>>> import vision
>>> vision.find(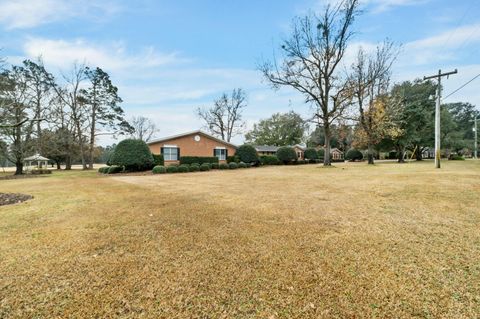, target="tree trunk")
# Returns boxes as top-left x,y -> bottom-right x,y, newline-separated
367,141 -> 375,165
56,161 -> 61,170
88,107 -> 96,170
75,120 -> 87,170
323,124 -> 331,166
65,155 -> 72,170
415,145 -> 423,161
14,161 -> 23,175
397,145 -> 405,163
